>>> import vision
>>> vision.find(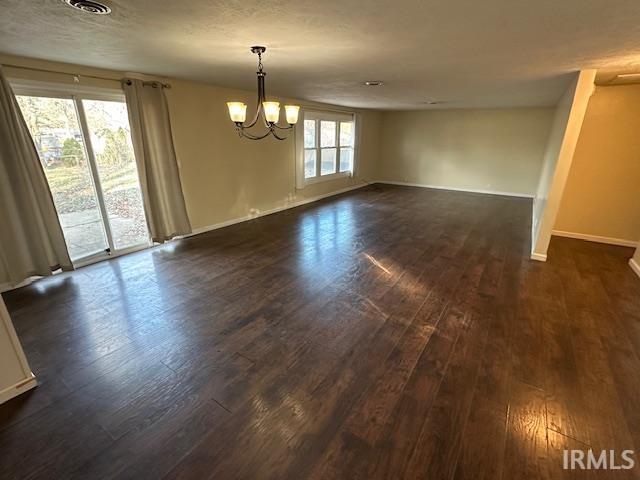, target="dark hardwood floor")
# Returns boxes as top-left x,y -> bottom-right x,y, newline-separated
1,184 -> 640,479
